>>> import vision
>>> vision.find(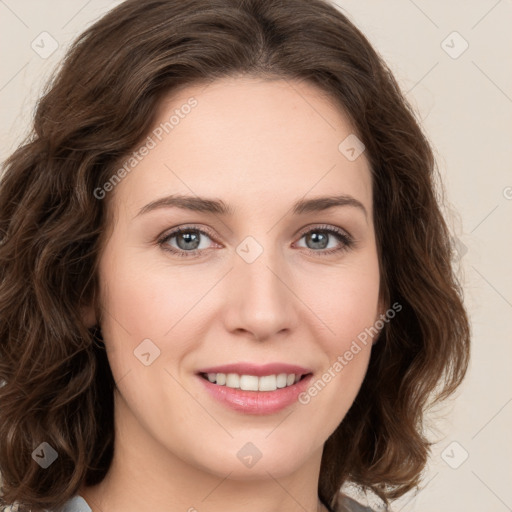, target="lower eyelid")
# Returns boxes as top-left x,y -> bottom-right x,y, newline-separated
159,226 -> 353,255
295,231 -> 353,251
160,228 -> 217,251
